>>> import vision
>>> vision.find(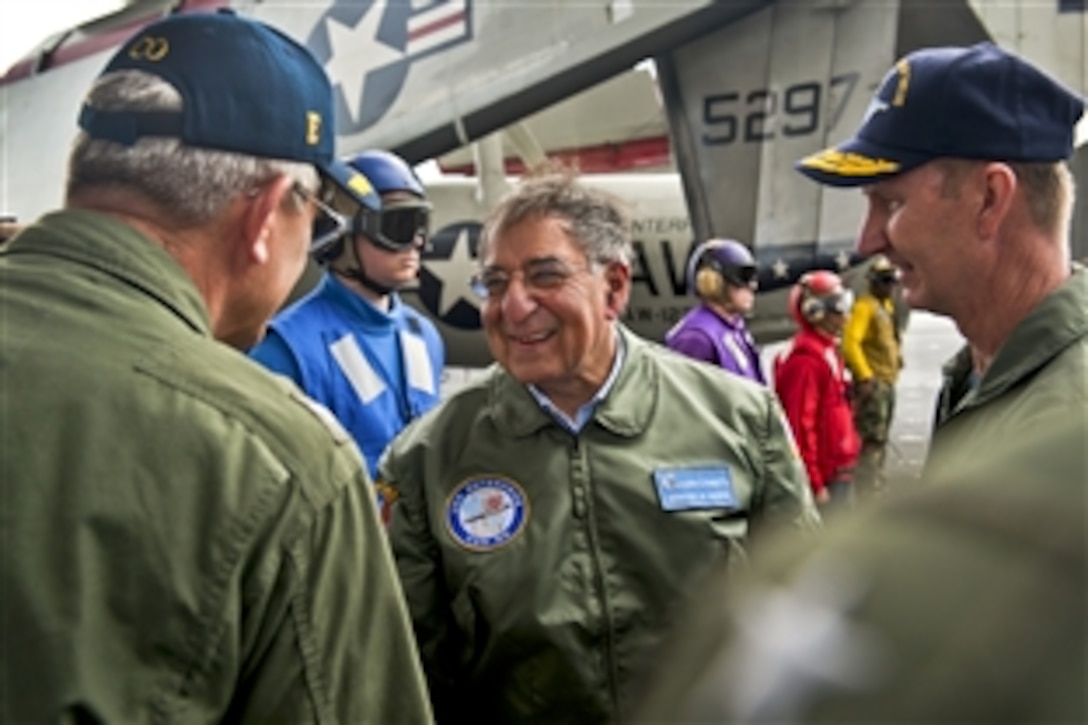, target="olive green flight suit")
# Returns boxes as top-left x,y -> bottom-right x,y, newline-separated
382,327 -> 818,723
928,265 -> 1087,476
636,405 -> 1086,722
0,211 -> 432,724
